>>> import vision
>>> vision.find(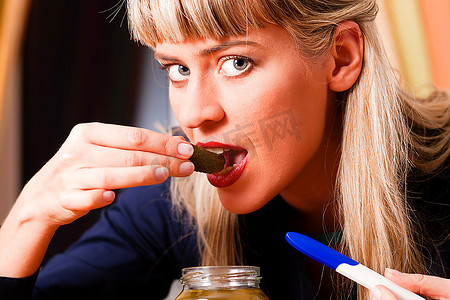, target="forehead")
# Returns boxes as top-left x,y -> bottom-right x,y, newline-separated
154,24 -> 296,58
